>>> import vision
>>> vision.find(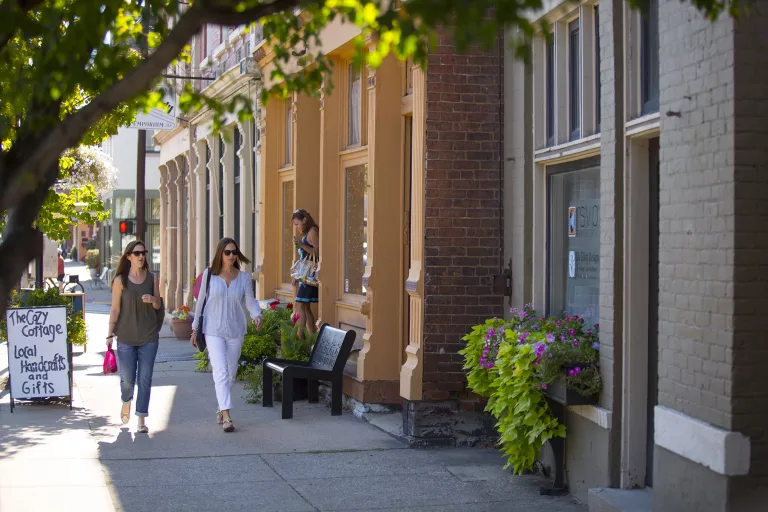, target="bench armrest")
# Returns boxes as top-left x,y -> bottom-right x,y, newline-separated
263,357 -> 311,367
